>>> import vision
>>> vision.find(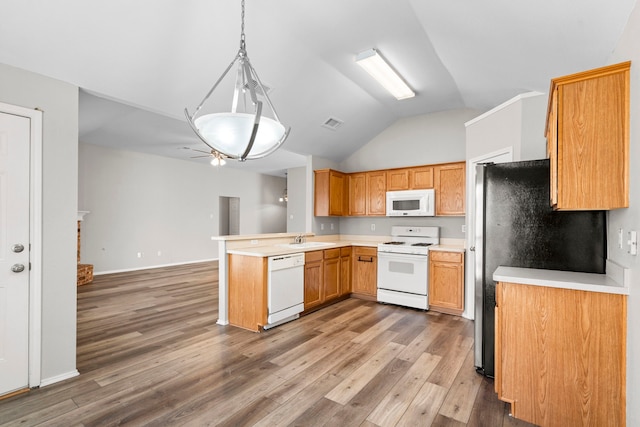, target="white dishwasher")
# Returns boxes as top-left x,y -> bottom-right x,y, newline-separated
265,253 -> 305,329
